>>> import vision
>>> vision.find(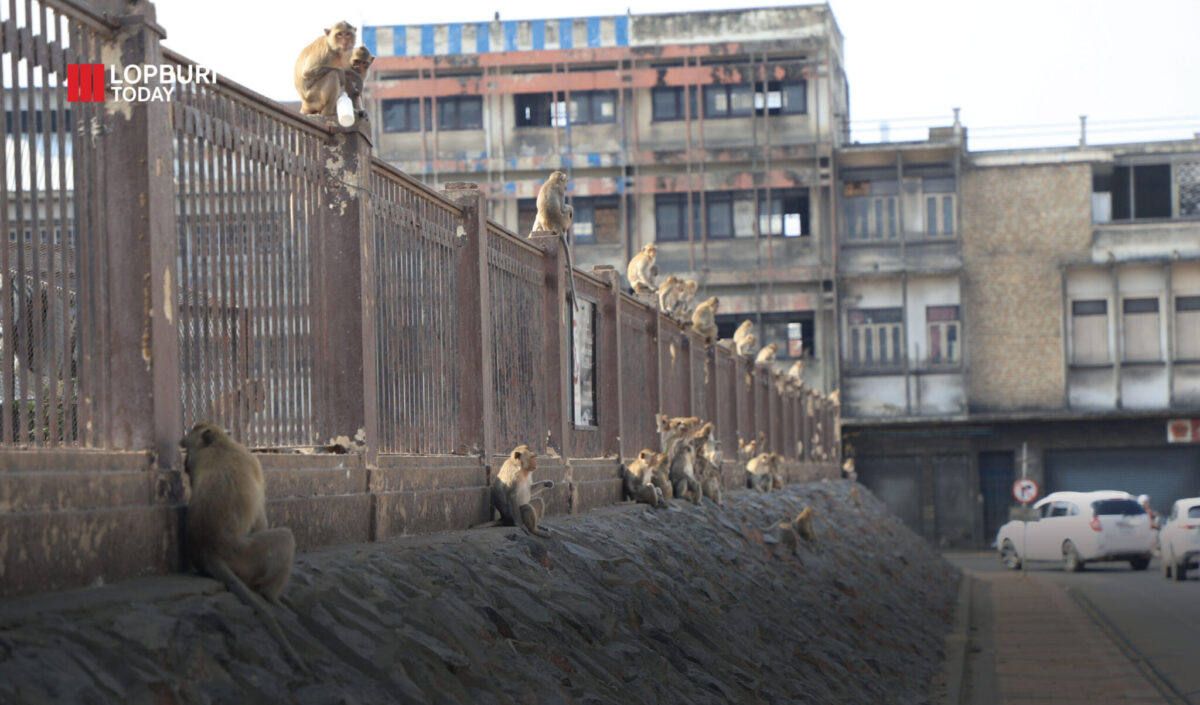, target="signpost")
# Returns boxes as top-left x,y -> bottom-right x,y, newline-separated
1013,449 -> 1038,577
